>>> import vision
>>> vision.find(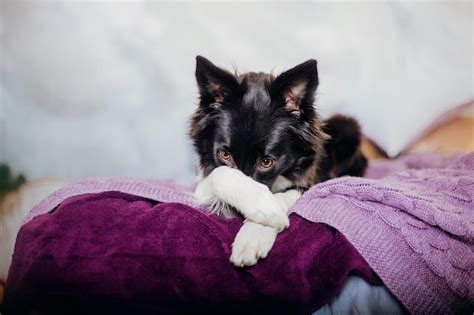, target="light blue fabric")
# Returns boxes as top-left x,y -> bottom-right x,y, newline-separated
314,276 -> 404,315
